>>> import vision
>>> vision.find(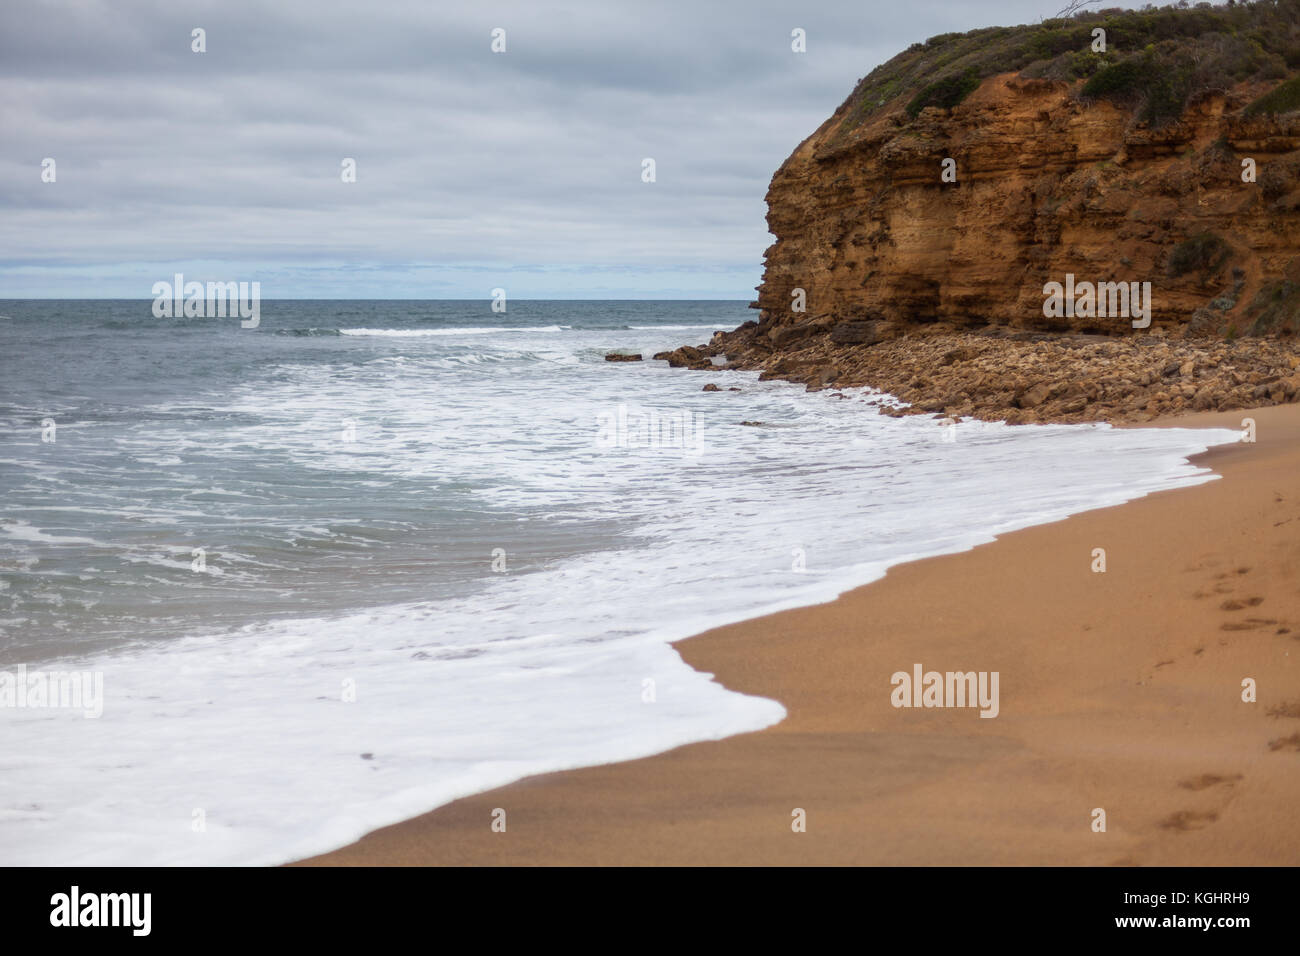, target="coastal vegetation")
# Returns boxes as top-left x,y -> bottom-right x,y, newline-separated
1245,72 -> 1300,114
1244,279 -> 1300,334
843,0 -> 1300,133
1167,233 -> 1232,278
